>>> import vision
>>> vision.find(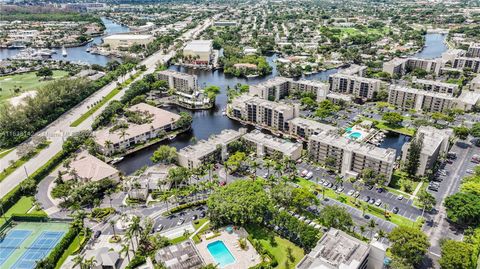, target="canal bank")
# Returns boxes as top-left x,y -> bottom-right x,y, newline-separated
115,33 -> 448,175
